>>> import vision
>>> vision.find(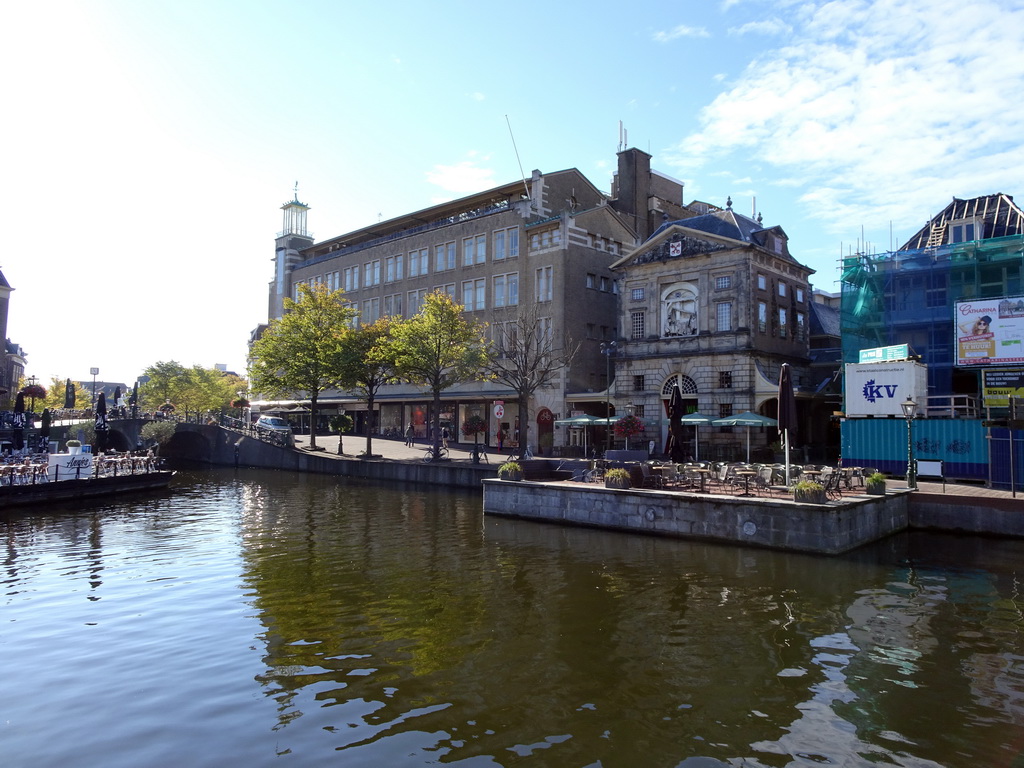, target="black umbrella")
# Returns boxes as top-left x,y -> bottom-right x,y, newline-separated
113,386 -> 122,413
778,363 -> 798,484
95,392 -> 109,453
40,408 -> 51,453
129,382 -> 138,419
12,392 -> 25,452
64,378 -> 76,409
667,385 -> 687,463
